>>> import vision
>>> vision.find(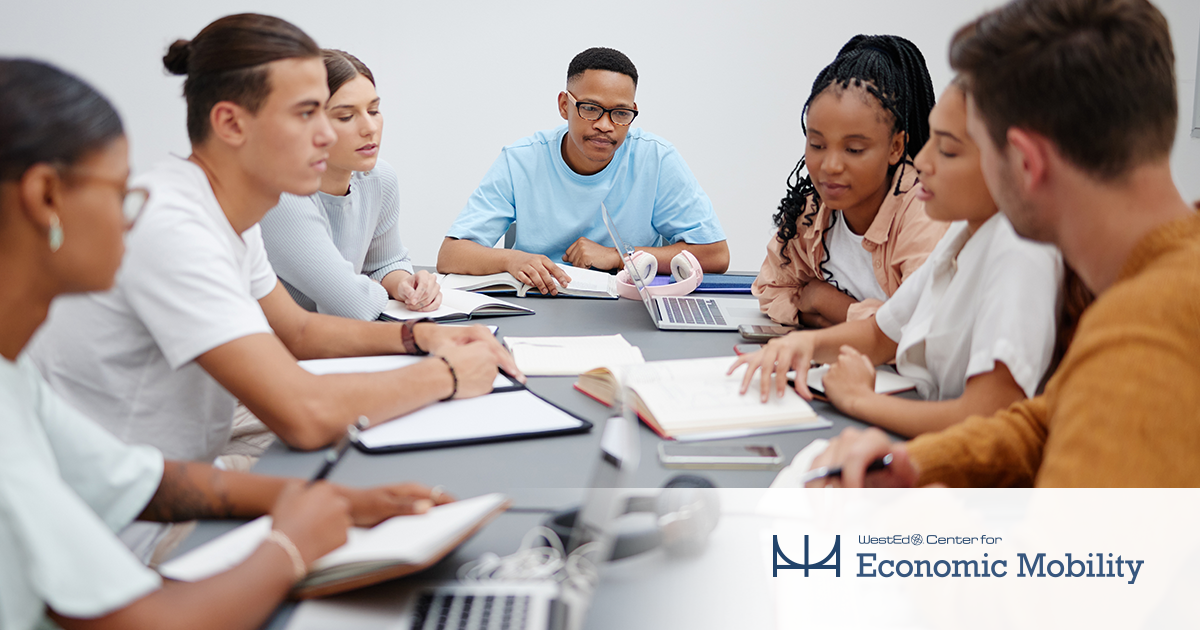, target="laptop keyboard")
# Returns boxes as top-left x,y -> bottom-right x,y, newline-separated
663,297 -> 726,326
411,593 -> 530,630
